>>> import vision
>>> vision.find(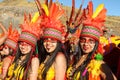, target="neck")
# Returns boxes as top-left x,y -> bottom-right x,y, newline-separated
20,54 -> 27,61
